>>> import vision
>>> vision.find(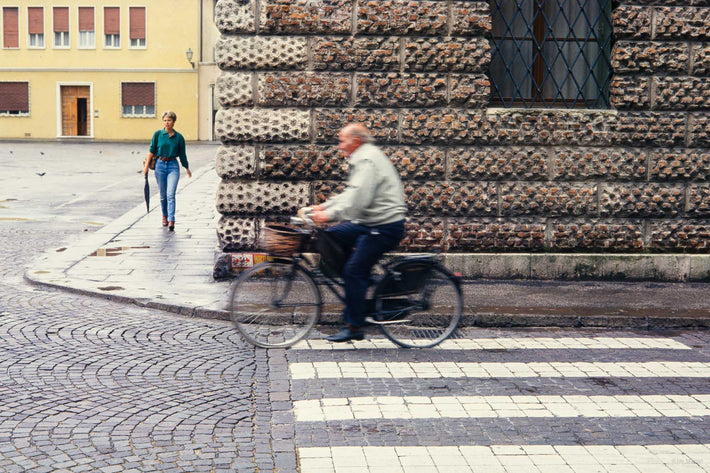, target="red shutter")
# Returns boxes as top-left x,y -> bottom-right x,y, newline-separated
78,7 -> 94,32
0,82 -> 29,112
3,7 -> 19,48
129,7 -> 145,40
104,7 -> 119,35
122,83 -> 155,106
53,7 -> 68,33
28,7 -> 44,35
